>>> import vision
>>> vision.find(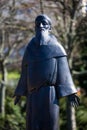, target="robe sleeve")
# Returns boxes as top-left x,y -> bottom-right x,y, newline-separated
55,56 -> 77,98
14,48 -> 28,96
